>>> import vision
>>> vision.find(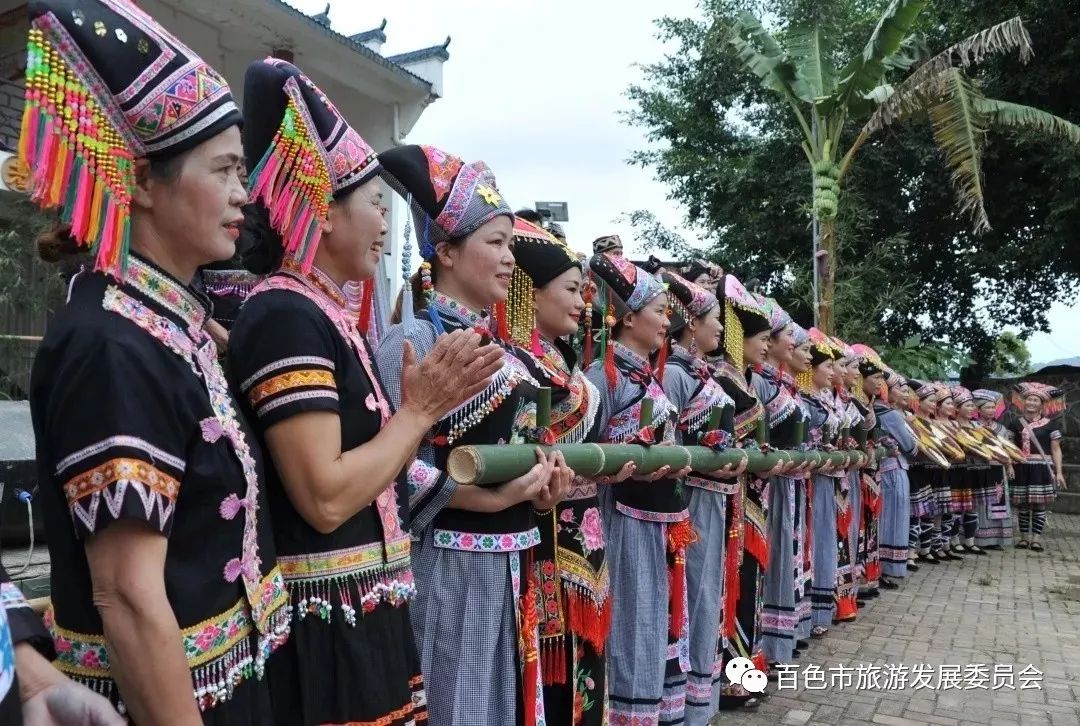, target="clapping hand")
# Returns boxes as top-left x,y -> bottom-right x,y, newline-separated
401,330 -> 504,423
